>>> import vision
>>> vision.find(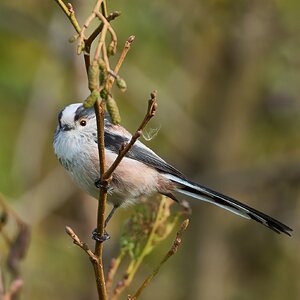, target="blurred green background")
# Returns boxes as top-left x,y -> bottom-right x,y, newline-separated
0,0 -> 299,299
